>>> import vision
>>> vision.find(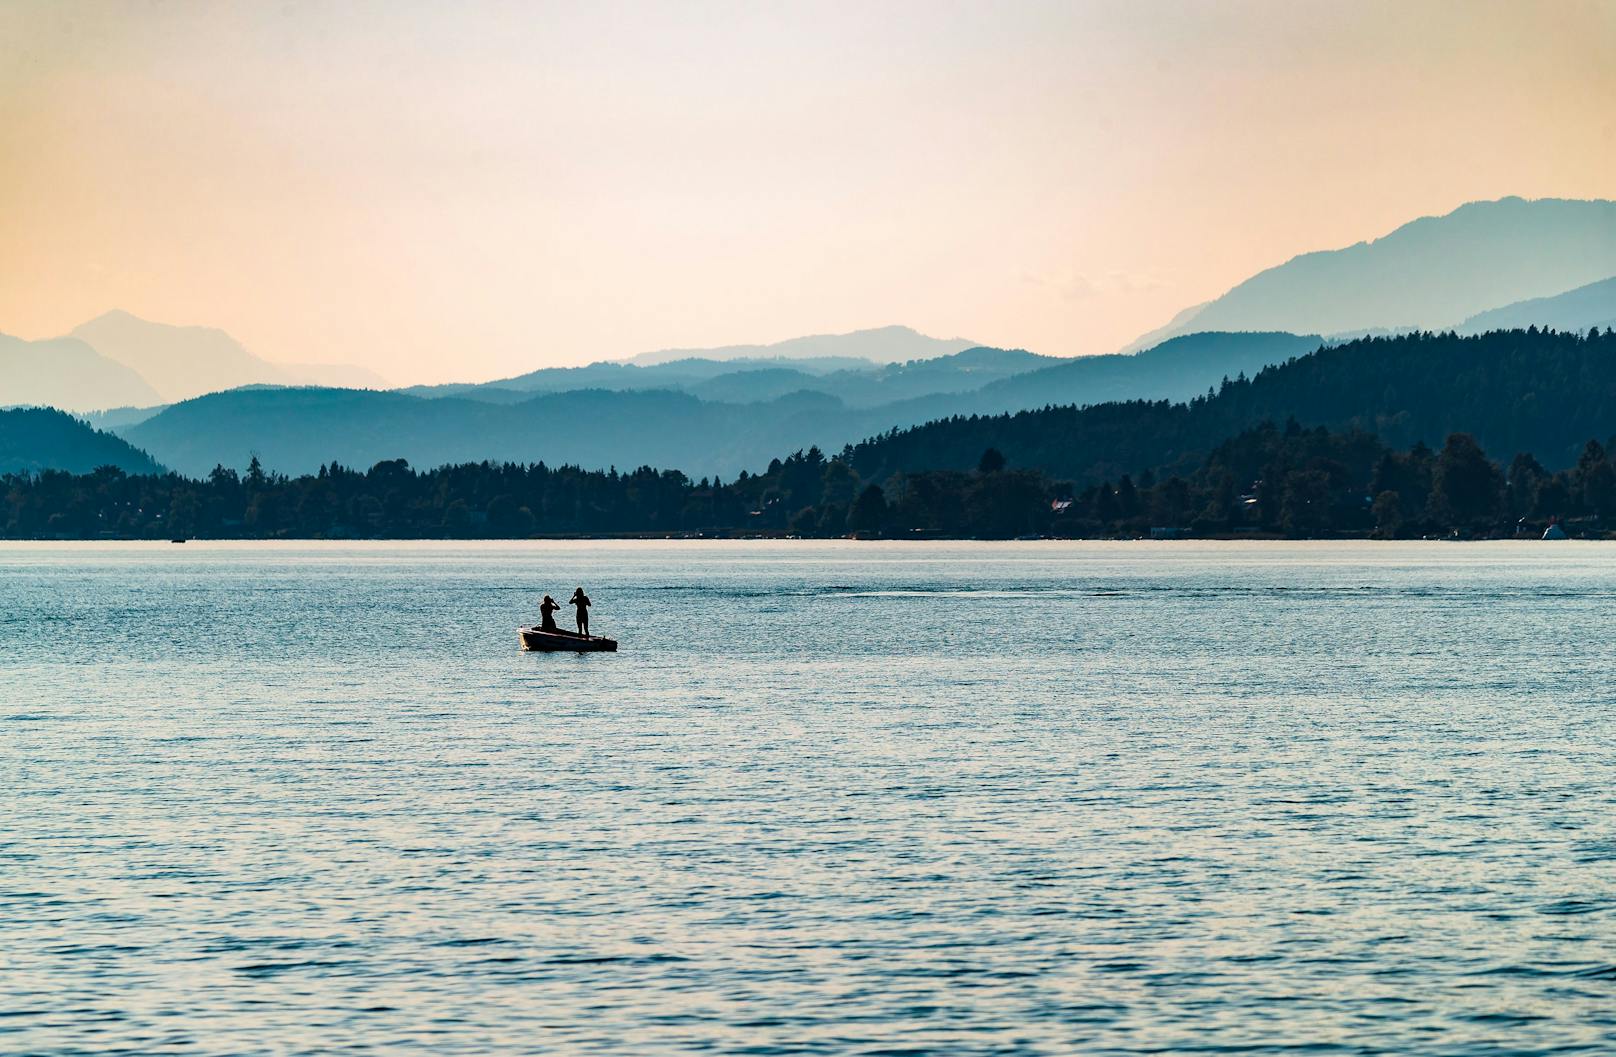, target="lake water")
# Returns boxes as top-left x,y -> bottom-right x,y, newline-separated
5,540 -> 1616,1055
